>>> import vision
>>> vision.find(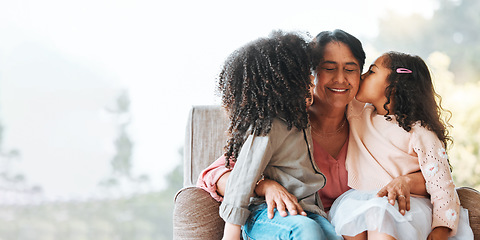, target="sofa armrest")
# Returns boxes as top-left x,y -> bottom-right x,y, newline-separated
457,186 -> 480,239
173,187 -> 225,240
